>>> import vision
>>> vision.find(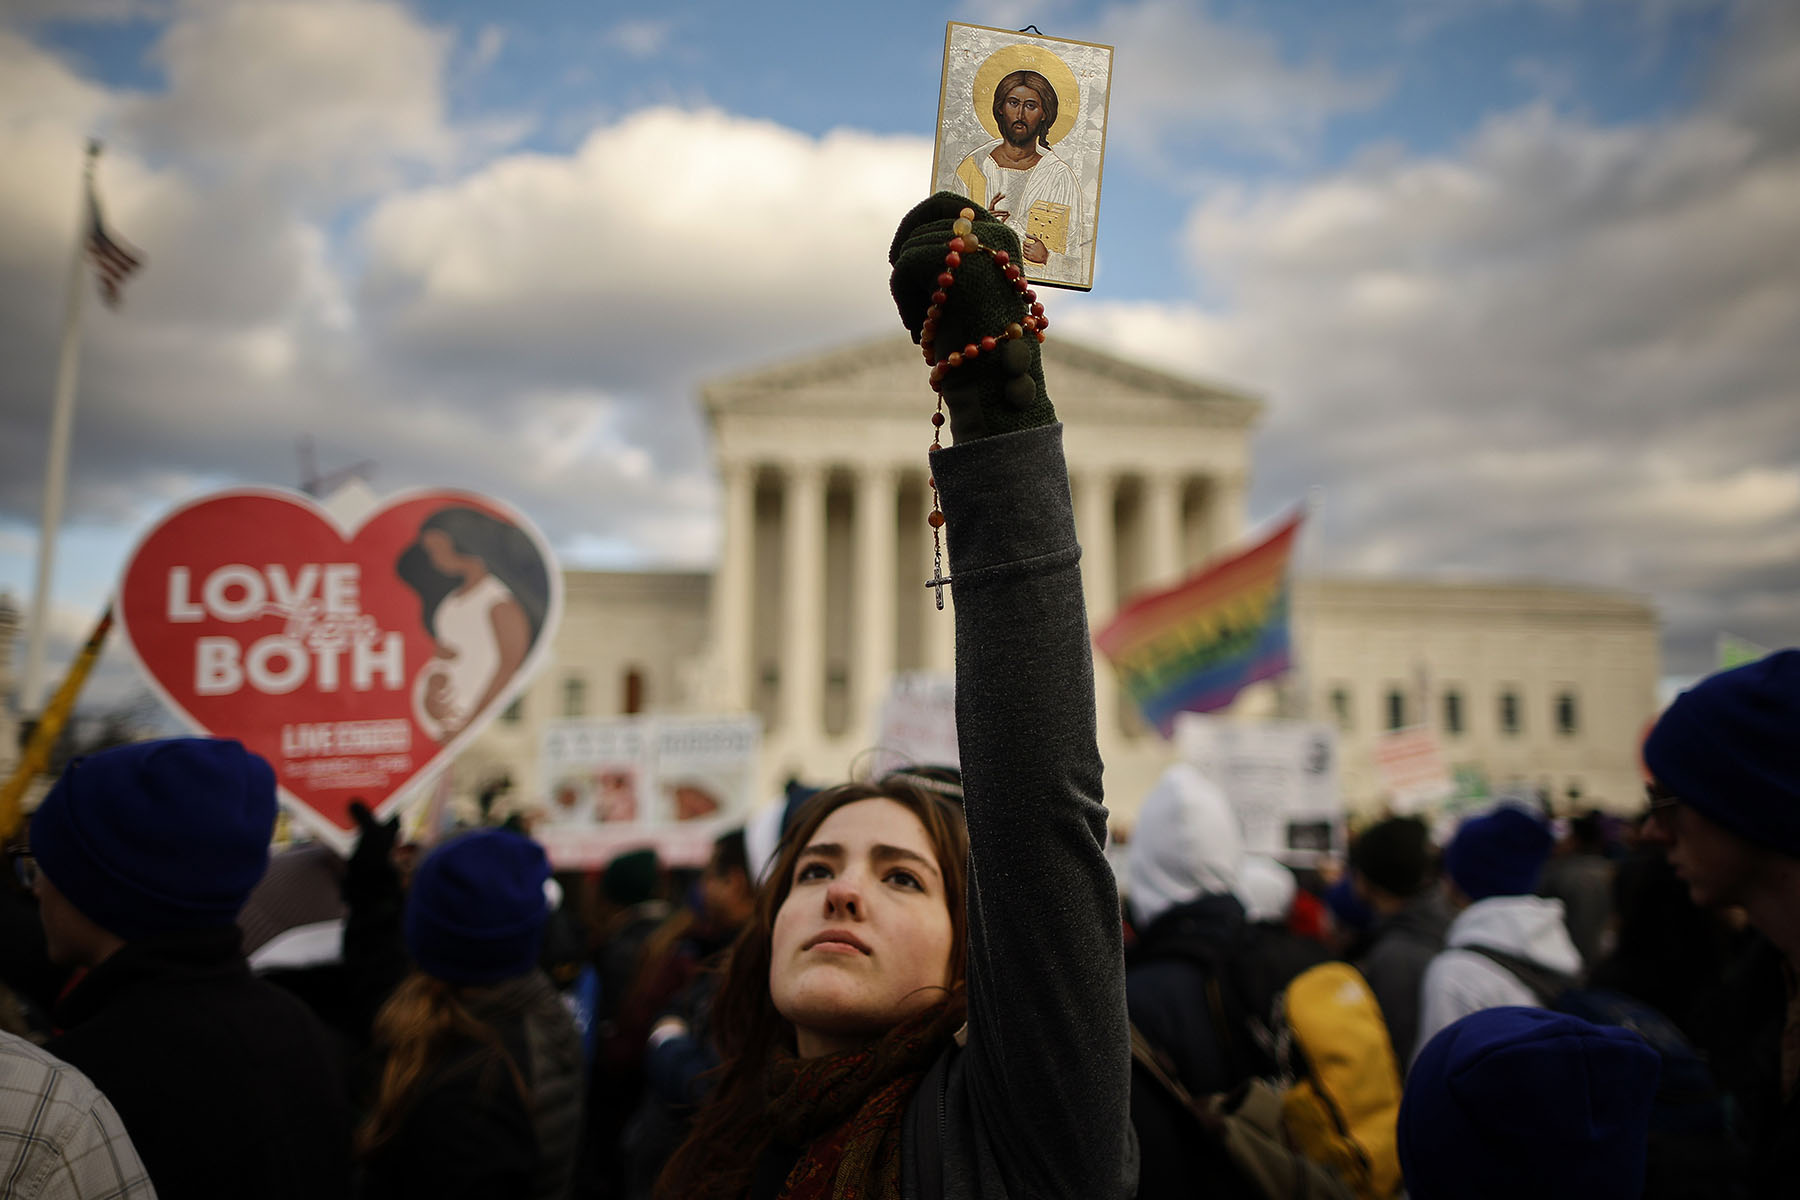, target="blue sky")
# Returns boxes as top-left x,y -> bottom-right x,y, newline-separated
1,0 -> 1796,706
